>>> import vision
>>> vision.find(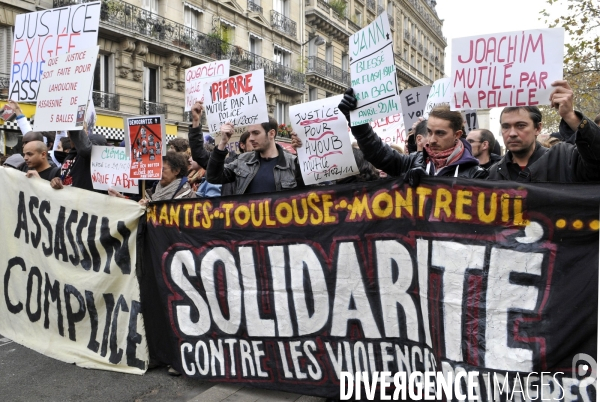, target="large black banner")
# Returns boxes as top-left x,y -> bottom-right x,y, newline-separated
141,177 -> 598,400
